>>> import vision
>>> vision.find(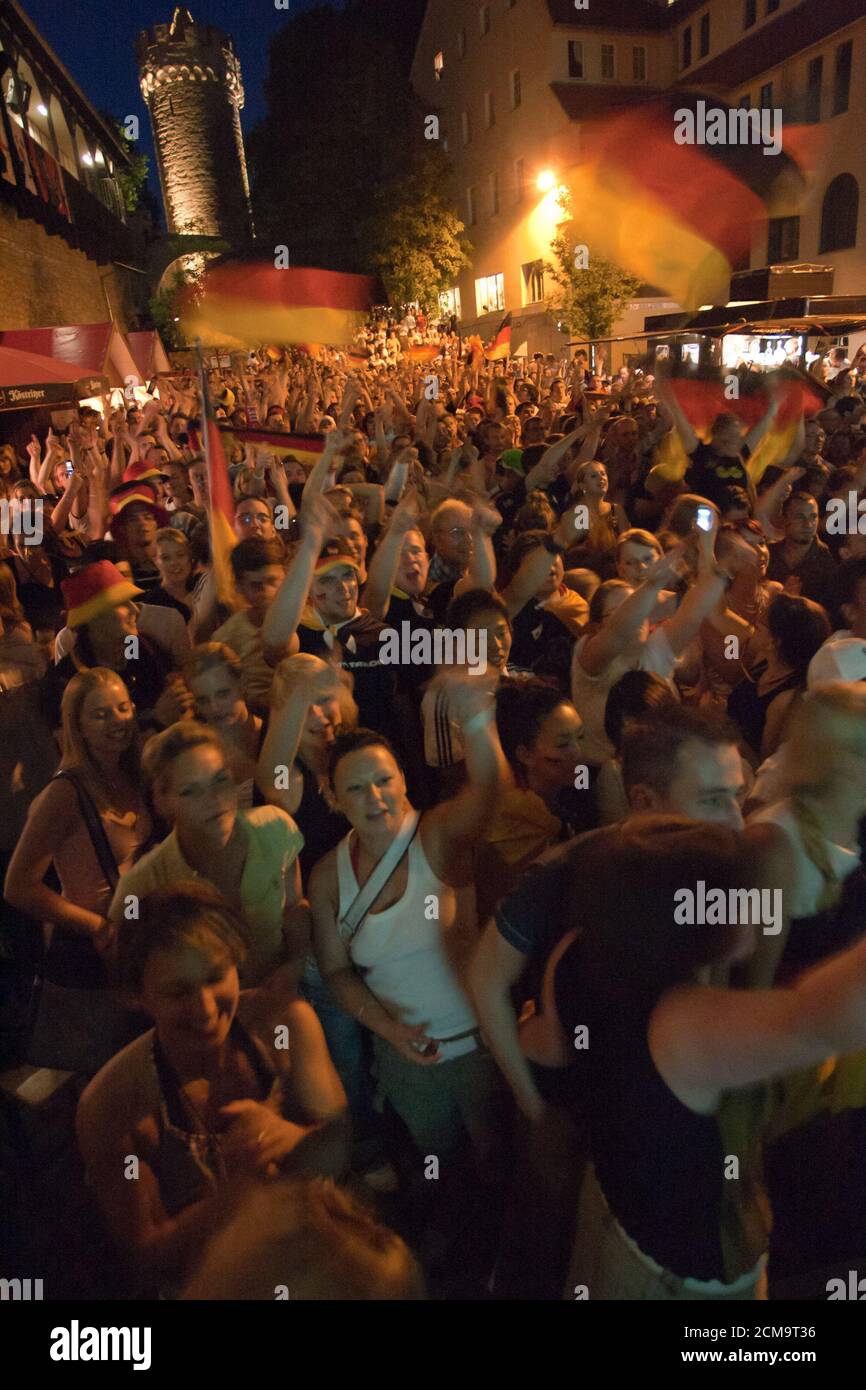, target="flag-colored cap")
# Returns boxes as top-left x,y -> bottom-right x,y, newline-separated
62,561 -> 143,629
124,455 -> 169,484
313,539 -> 361,578
109,480 -> 169,526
